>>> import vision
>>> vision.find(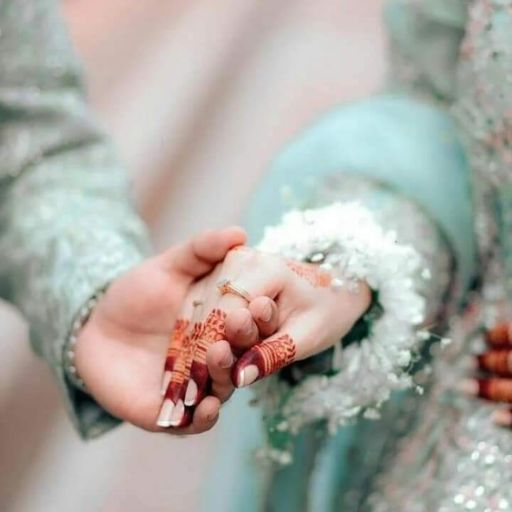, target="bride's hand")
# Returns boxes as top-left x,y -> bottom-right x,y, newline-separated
463,323 -> 512,428
159,247 -> 371,428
